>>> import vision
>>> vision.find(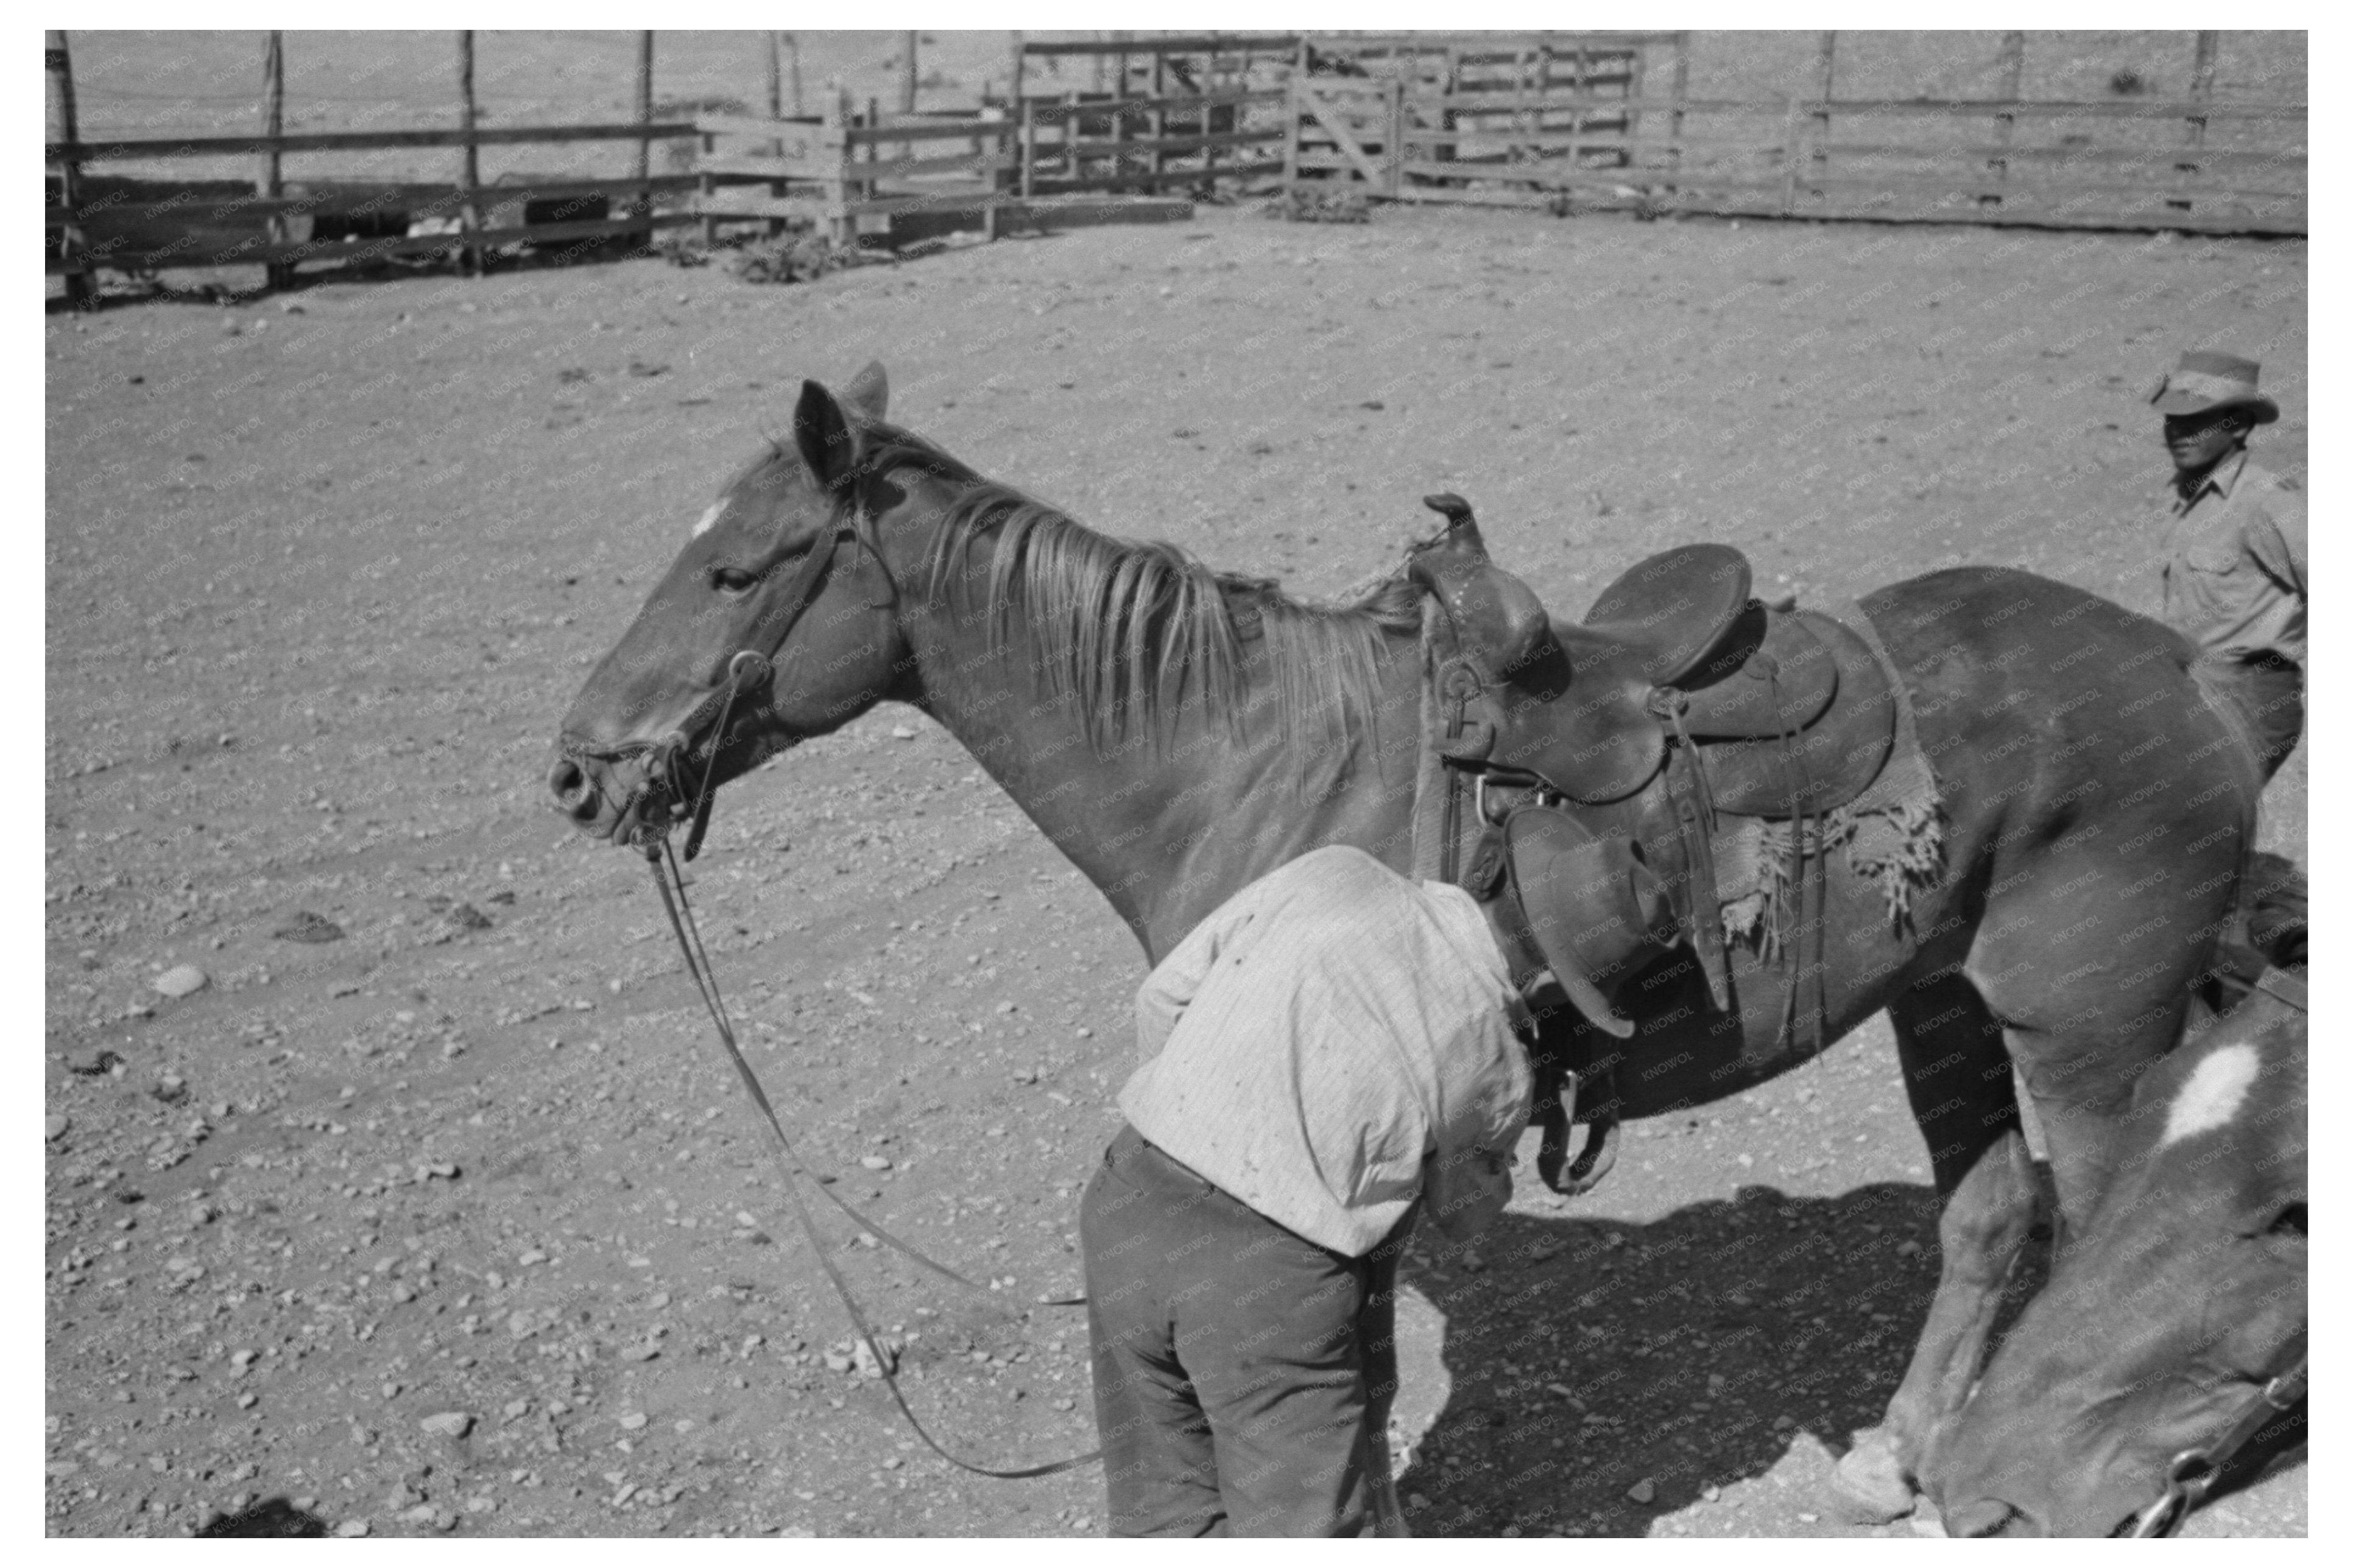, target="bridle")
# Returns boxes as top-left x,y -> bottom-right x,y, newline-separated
585,476 -> 1099,1480
568,496 -> 878,863
2120,1329 -> 2307,1538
